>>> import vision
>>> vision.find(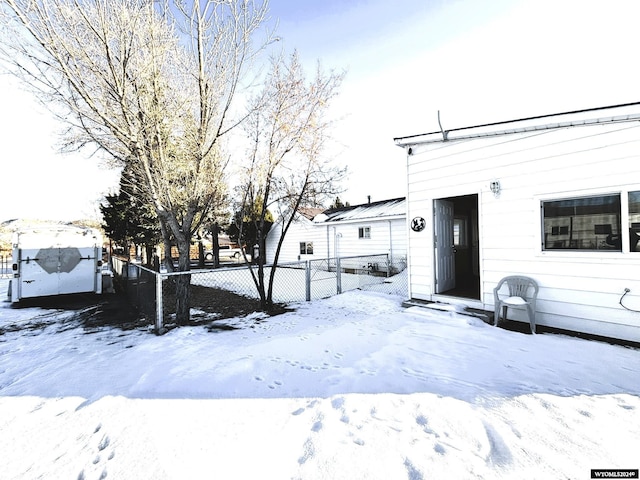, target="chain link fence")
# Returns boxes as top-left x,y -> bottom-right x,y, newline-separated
1,255 -> 12,279
111,257 -> 158,322
111,253 -> 407,332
